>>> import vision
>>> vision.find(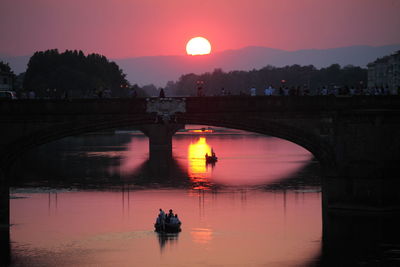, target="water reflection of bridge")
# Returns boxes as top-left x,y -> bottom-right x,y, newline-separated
1,96 -> 400,265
